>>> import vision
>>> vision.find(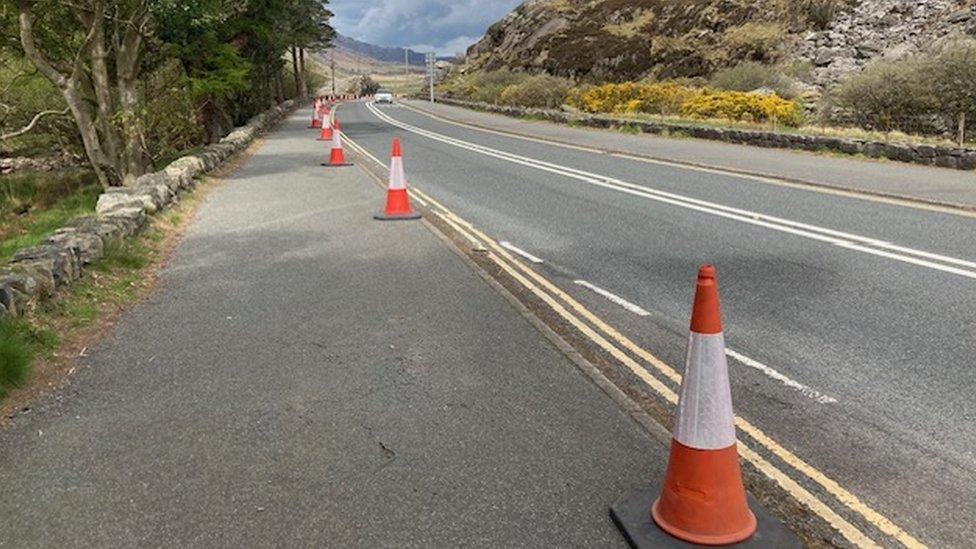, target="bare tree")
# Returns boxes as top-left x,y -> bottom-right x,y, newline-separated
14,1 -> 151,187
